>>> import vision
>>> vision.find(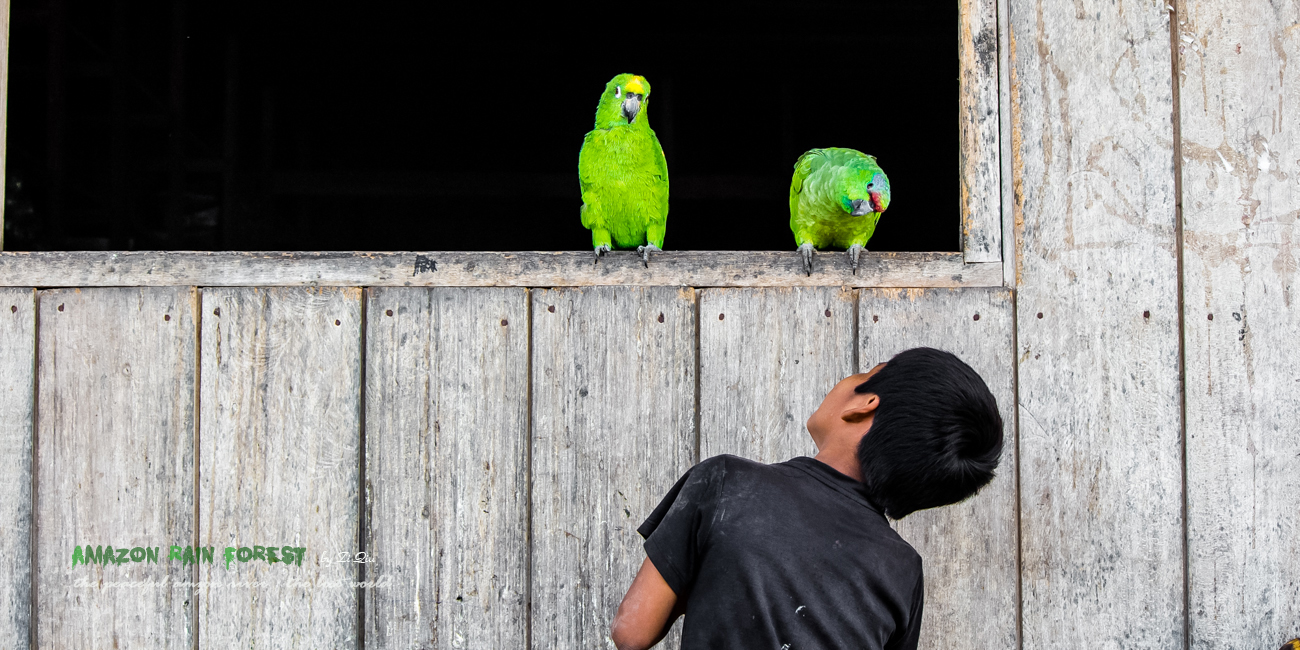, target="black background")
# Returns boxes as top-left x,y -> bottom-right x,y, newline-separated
5,1 -> 958,252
